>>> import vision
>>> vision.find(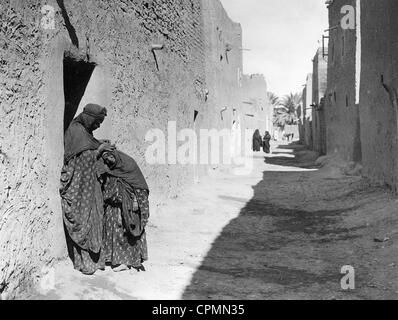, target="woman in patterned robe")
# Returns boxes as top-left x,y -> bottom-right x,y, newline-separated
60,104 -> 112,275
101,150 -> 150,272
